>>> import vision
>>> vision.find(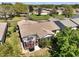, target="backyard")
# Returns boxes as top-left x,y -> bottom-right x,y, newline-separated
0,17 -> 22,56
0,16 -> 51,57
